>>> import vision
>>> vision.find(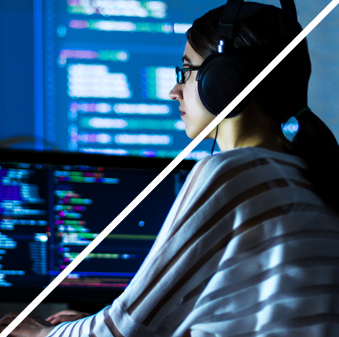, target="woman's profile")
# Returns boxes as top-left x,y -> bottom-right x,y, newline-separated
2,1 -> 339,336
